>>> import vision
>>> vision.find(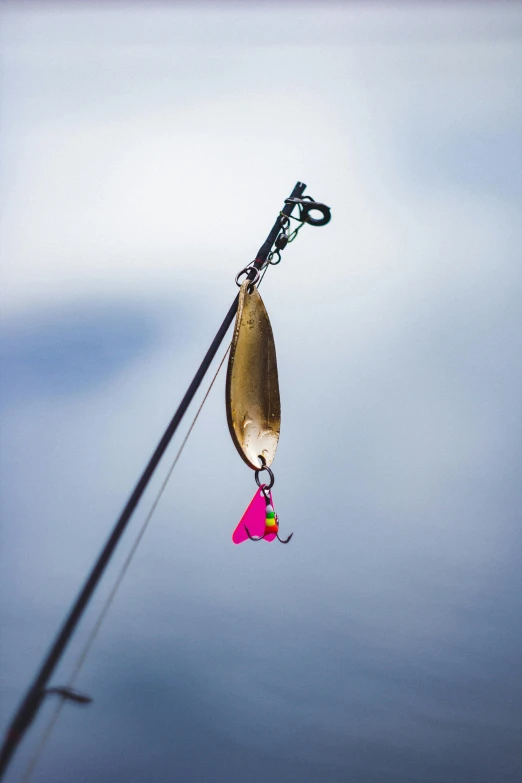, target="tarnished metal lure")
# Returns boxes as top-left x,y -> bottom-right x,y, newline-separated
227,280 -> 292,544
0,184 -> 331,778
